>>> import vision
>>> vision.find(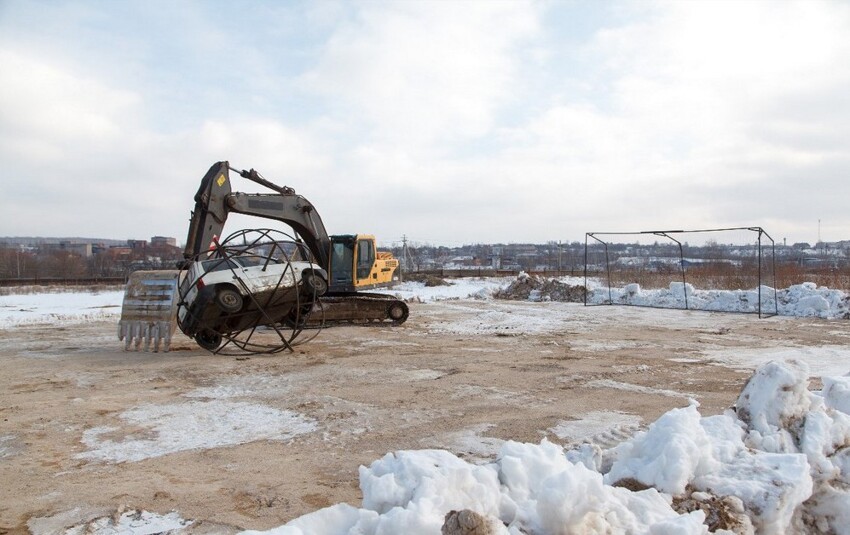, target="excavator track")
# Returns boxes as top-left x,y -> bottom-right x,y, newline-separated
293,293 -> 409,327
